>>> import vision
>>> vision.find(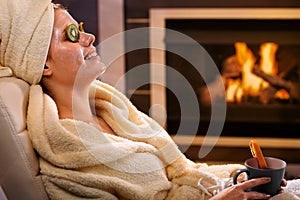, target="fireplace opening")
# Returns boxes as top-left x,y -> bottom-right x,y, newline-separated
165,19 -> 300,138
